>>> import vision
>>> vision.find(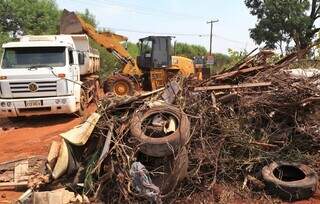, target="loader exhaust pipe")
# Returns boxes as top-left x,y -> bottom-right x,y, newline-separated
60,9 -> 84,34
